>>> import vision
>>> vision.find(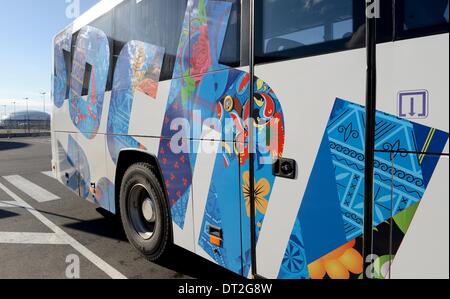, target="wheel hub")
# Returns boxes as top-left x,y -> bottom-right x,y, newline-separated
128,184 -> 157,240
142,198 -> 156,222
